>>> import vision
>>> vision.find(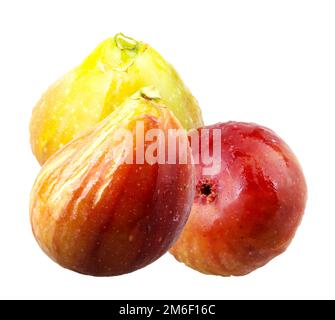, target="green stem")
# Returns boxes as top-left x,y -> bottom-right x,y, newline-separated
114,33 -> 138,50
